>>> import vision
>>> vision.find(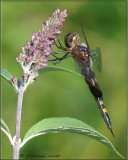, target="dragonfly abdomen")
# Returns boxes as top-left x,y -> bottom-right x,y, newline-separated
97,97 -> 115,137
81,68 -> 103,99
81,67 -> 114,137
